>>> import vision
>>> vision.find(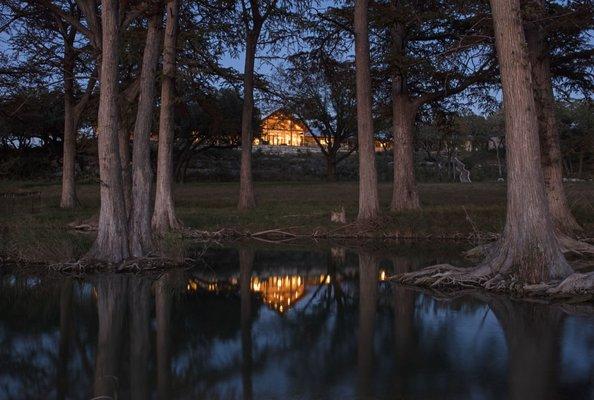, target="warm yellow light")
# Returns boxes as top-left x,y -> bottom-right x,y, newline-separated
325,275 -> 331,284
380,270 -> 386,281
